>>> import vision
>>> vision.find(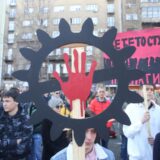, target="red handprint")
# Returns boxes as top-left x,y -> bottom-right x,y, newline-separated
53,49 -> 97,116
